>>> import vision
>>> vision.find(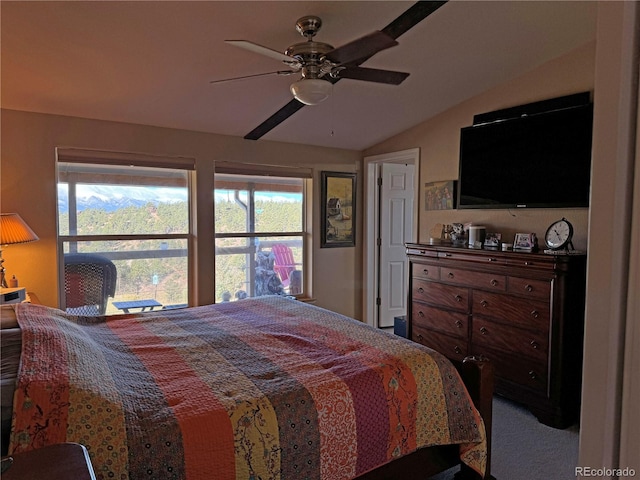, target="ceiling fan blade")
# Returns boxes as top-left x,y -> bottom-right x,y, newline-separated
325,31 -> 397,65
244,99 -> 306,141
210,70 -> 296,84
337,67 -> 409,85
225,40 -> 300,68
244,1 -> 448,141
